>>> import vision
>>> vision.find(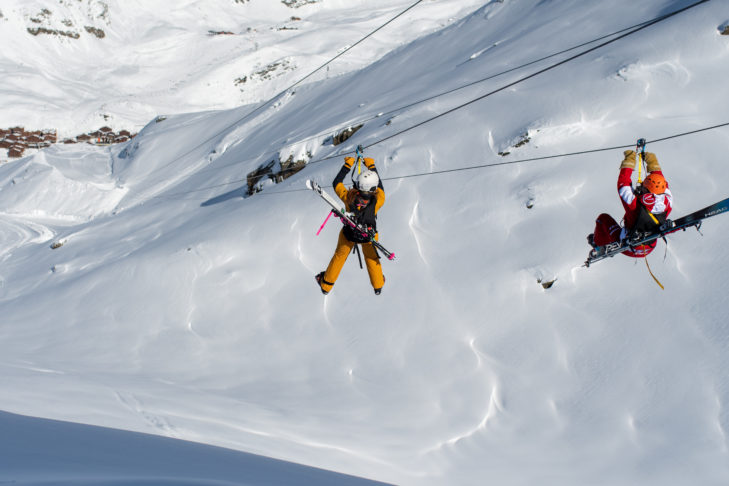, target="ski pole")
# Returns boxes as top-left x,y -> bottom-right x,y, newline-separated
316,210 -> 334,236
